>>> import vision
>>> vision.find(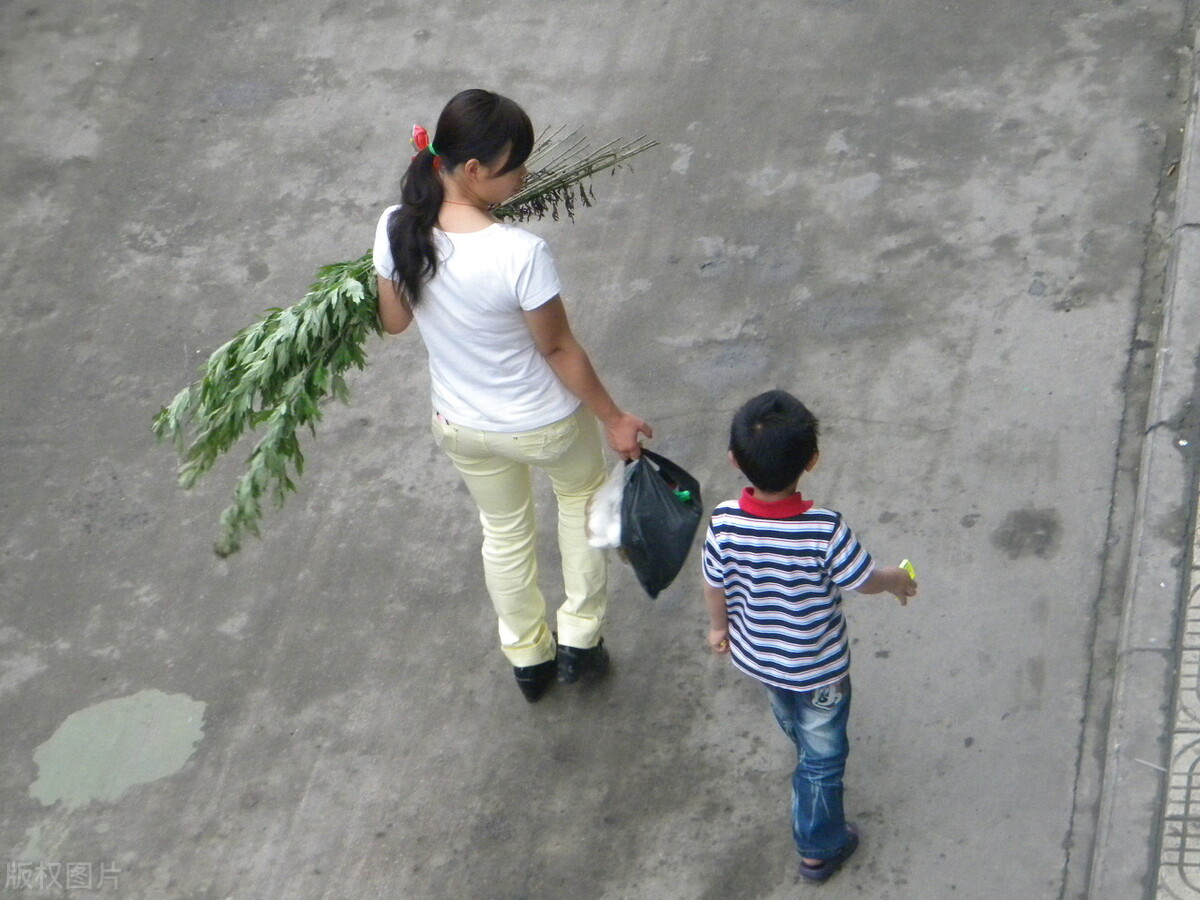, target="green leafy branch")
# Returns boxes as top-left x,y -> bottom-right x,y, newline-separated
154,130 -> 657,556
153,254 -> 380,556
